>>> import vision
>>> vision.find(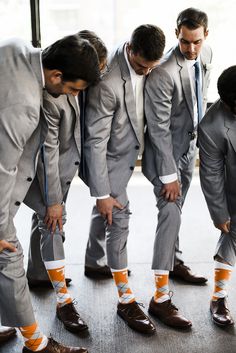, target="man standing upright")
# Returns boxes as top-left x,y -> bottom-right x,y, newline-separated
0,35 -> 99,353
199,66 -> 236,327
143,8 -> 212,328
84,24 -> 165,334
